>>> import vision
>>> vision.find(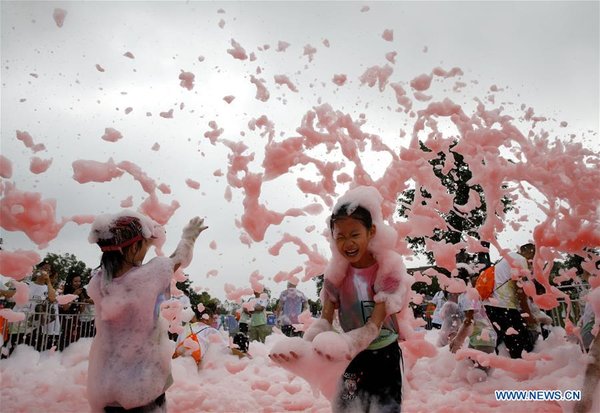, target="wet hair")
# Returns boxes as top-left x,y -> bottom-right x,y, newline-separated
519,243 -> 536,258
98,240 -> 144,284
329,203 -> 373,234
95,216 -> 149,284
194,301 -> 217,321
